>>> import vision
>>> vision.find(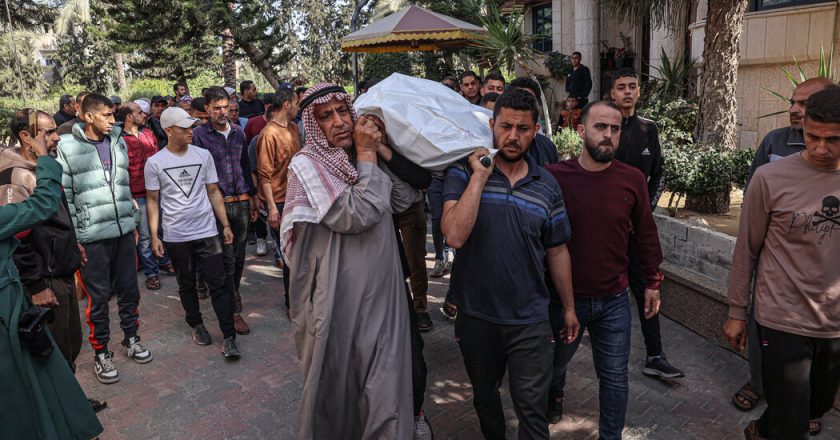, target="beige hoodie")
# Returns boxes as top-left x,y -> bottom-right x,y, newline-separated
0,148 -> 37,205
